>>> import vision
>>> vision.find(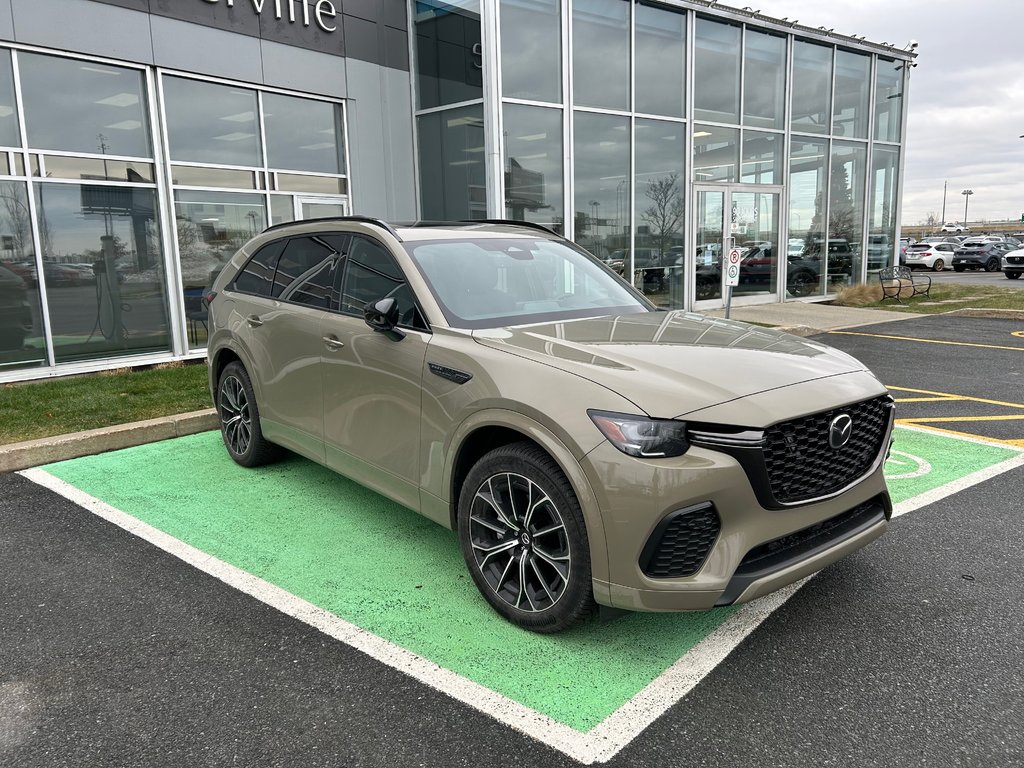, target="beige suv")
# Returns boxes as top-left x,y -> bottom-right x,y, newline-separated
207,218 -> 894,633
